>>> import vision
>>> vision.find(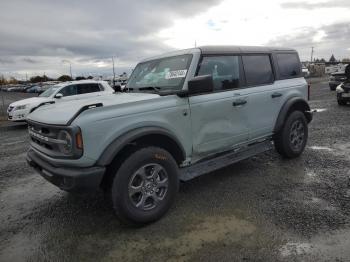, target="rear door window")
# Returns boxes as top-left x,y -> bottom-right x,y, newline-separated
197,55 -> 243,91
242,55 -> 274,86
77,84 -> 101,94
276,53 -> 301,79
